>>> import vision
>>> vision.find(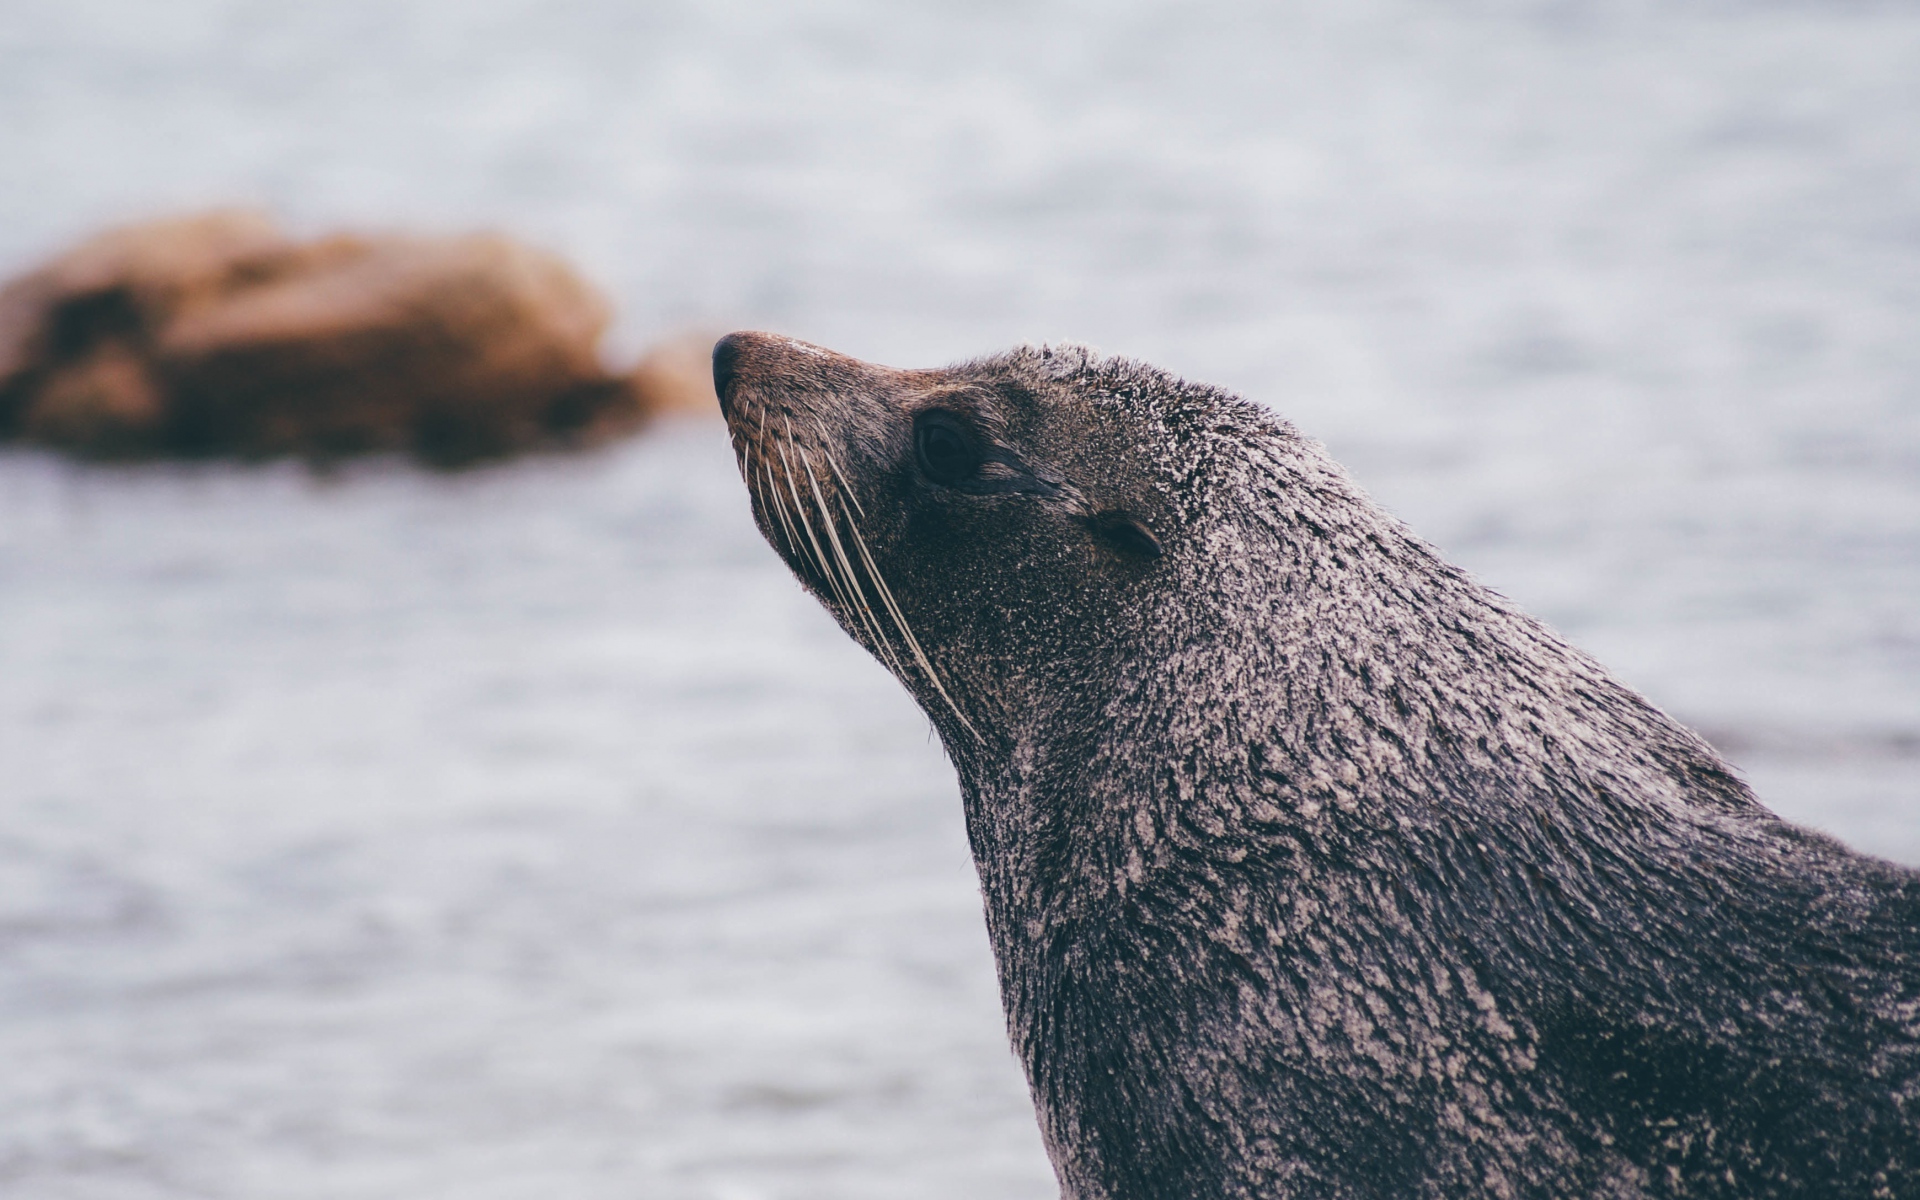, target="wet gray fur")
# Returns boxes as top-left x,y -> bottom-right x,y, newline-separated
714,333 -> 1920,1200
